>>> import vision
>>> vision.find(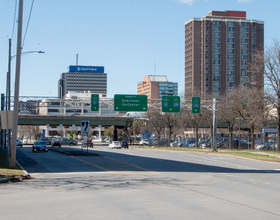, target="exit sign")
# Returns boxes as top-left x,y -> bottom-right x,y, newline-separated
91,94 -> 99,111
192,97 -> 200,113
162,96 -> 180,113
114,94 -> 148,112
